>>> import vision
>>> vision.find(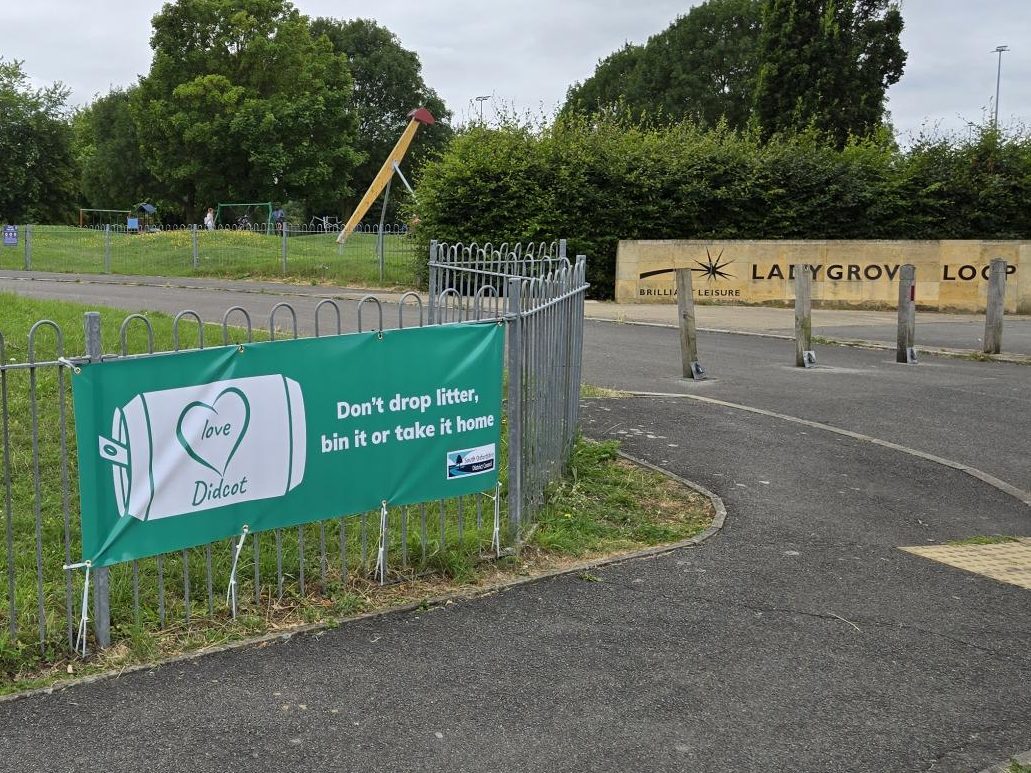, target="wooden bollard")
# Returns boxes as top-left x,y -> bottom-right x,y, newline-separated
676,268 -> 705,379
896,264 -> 917,363
983,258 -> 1007,354
794,264 -> 815,367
